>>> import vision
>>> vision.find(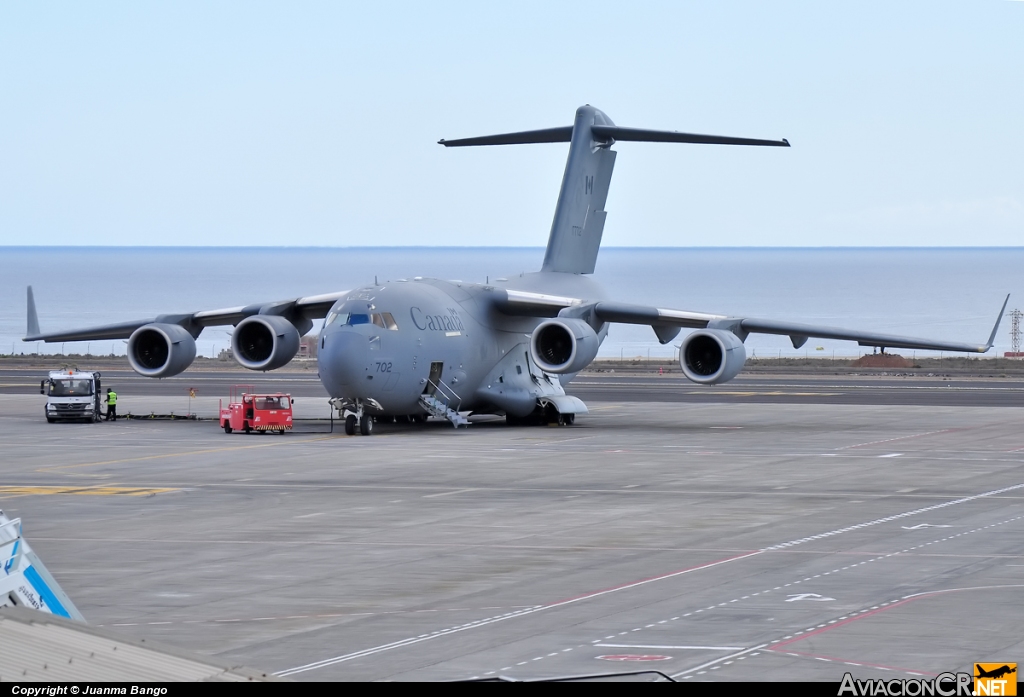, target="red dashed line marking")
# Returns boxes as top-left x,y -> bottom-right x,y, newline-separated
481,512 -> 1024,678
